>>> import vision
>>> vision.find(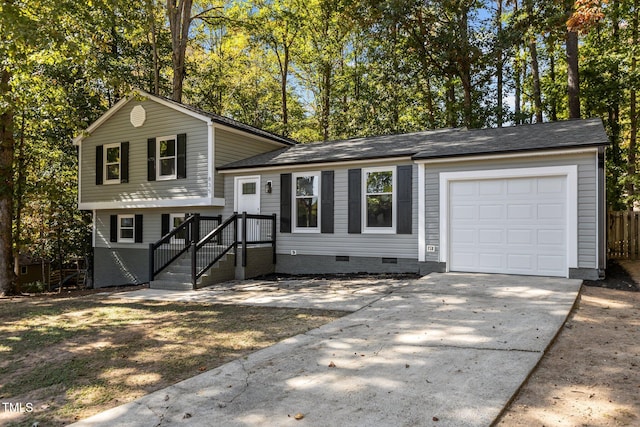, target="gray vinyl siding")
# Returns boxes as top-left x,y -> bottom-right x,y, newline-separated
214,128 -> 285,198
223,161 -> 419,259
94,208 -> 224,249
80,99 -> 209,204
424,152 -> 598,269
